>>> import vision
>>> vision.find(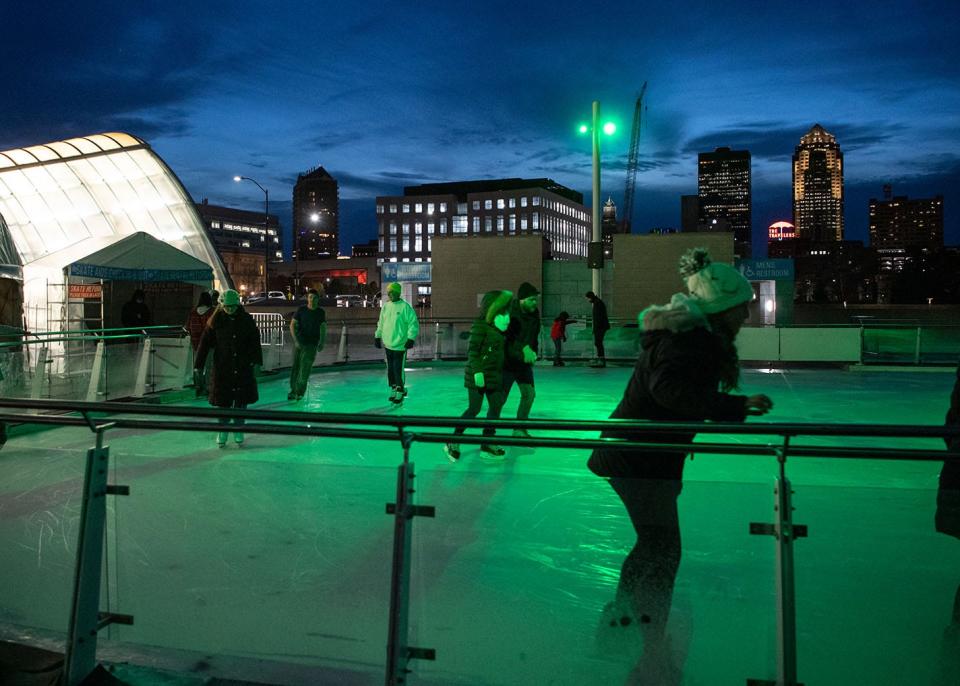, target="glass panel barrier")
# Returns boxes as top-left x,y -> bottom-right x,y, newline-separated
98,433 -> 400,684
408,464 -> 778,685
795,481 -> 960,685
0,425 -> 88,643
